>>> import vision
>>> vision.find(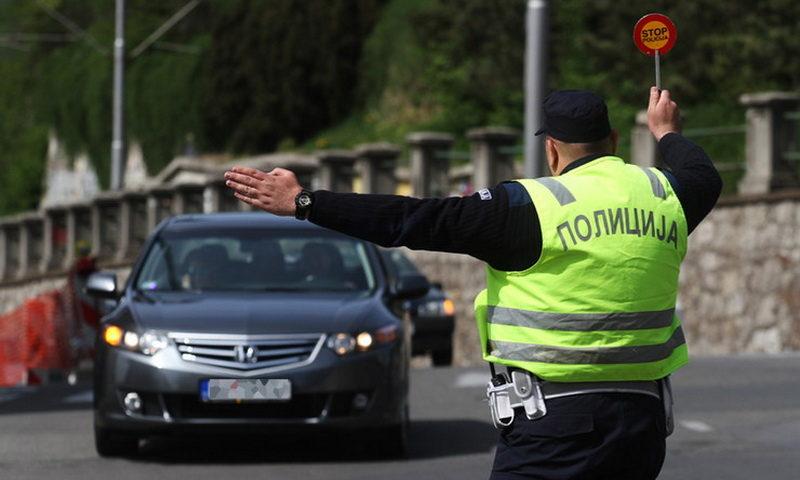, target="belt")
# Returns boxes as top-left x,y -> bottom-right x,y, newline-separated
539,380 -> 661,400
